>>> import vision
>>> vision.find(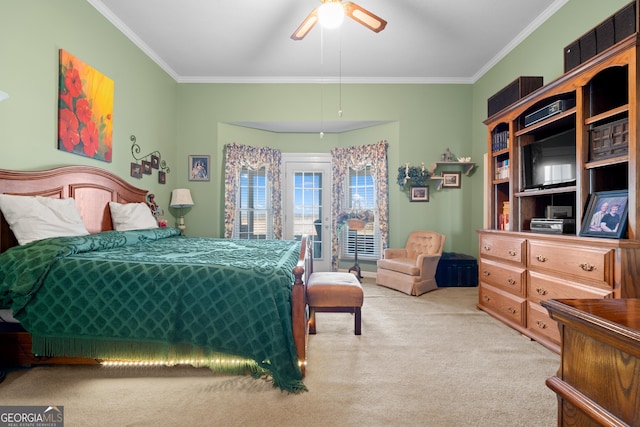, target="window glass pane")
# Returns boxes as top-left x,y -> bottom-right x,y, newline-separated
342,165 -> 380,260
234,166 -> 273,240
293,171 -> 323,260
